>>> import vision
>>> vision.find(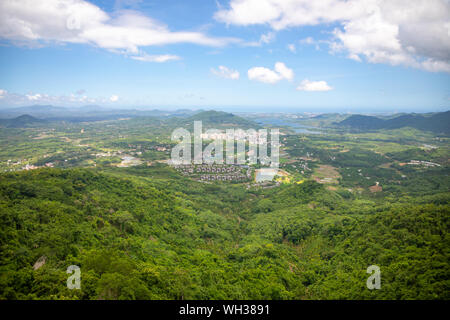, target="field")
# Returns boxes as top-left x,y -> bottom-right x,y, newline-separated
311,165 -> 341,184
